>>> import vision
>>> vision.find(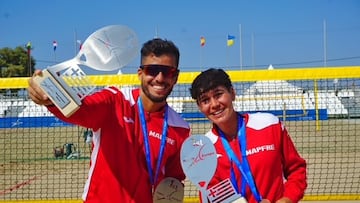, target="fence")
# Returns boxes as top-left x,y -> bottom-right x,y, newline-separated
0,66 -> 359,202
